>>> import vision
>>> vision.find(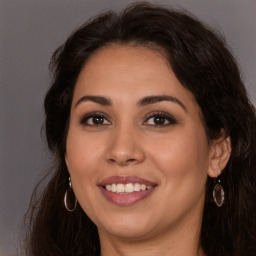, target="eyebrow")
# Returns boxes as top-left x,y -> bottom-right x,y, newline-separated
75,94 -> 187,112
138,95 -> 187,112
75,95 -> 112,108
